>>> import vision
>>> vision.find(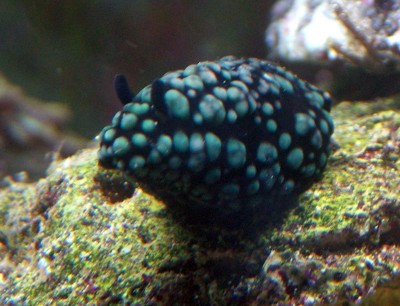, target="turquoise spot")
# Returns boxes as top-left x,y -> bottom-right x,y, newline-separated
221,69 -> 231,81
204,168 -> 221,184
246,165 -> 257,178
125,103 -> 149,115
164,89 -> 190,119
184,75 -> 204,91
266,119 -> 277,133
259,168 -> 276,190
187,89 -> 196,99
276,75 -> 293,93
129,155 -> 145,170
311,130 -> 323,149
279,133 -> 291,150
227,87 -> 243,101
103,128 -> 116,142
138,85 -> 152,102
257,142 -> 278,164
168,156 -> 182,169
156,135 -> 172,155
323,110 -> 334,131
221,184 -> 240,198
258,79 -> 269,95
247,96 -> 257,112
302,163 -> 316,177
199,70 -> 217,85
246,180 -> 260,195
306,91 -> 324,108
272,163 -> 281,176
169,78 -> 185,91
227,110 -> 237,123
141,119 -> 157,133
270,85 -> 280,97
173,131 -> 189,153
162,71 -> 182,80
112,111 -> 121,126
262,72 -> 274,83
188,154 -> 205,172
116,160 -> 125,170
319,153 -> 327,167
239,73 -> 253,85
287,148 -> 304,170
205,133 -> 221,162
234,101 -> 249,117
190,133 -> 204,153
106,147 -> 113,156
120,113 -> 138,130
295,113 -> 314,136
204,61 -> 221,73
213,87 -> 227,101
182,64 -> 197,77
131,133 -> 147,148
199,95 -> 226,124
148,149 -> 161,164
226,138 -> 246,169
308,110 -> 317,118
231,80 -> 248,92
262,103 -> 274,116
112,136 -> 130,156
320,119 -> 329,135
193,113 -> 203,125
282,179 -> 295,194
98,146 -> 107,159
